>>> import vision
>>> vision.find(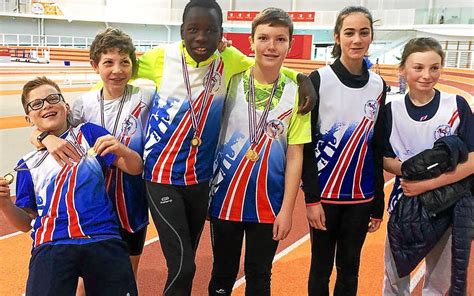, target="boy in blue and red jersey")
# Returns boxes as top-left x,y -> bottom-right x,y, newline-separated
208,8 -> 311,295
0,77 -> 142,295
39,28 -> 153,280
136,1 -> 314,294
